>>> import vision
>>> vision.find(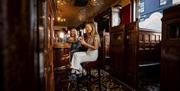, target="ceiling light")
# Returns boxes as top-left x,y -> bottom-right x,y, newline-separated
56,16 -> 66,22
88,0 -> 104,6
57,0 -> 67,5
57,0 -> 60,3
